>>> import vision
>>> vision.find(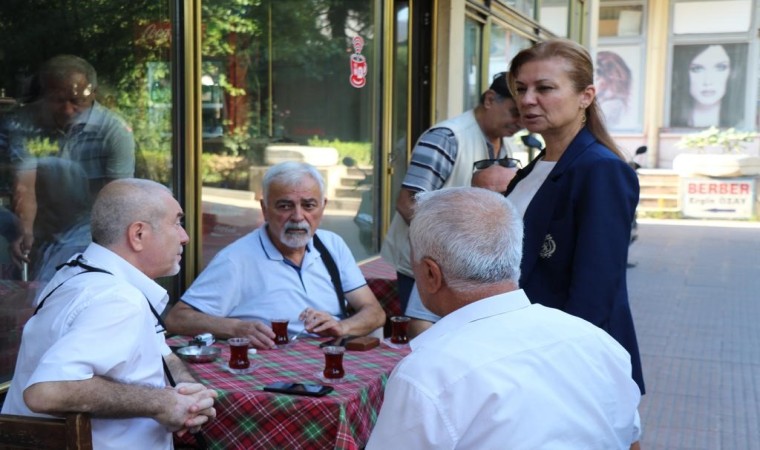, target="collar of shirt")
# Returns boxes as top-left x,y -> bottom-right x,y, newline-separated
410,289 -> 532,351
45,243 -> 170,313
69,101 -> 104,135
480,135 -> 509,160
473,114 -> 508,160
